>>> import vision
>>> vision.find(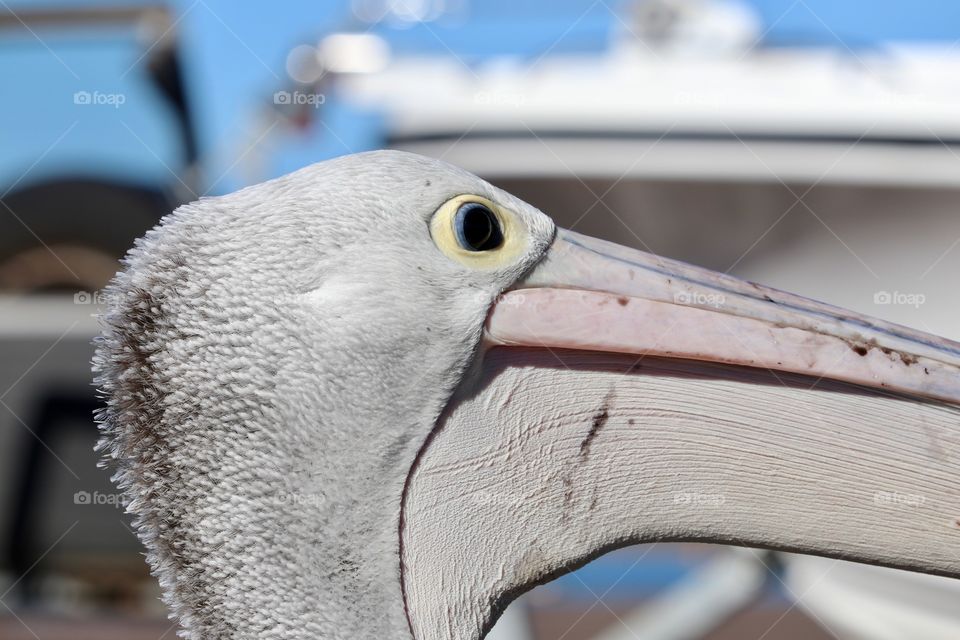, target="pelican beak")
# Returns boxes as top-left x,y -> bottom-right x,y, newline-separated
488,228 -> 960,406
478,227 -> 960,579
404,229 -> 960,639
